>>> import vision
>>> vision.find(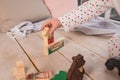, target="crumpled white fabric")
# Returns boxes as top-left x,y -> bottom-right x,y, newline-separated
73,19 -> 120,36
6,20 -> 46,39
7,18 -> 120,39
